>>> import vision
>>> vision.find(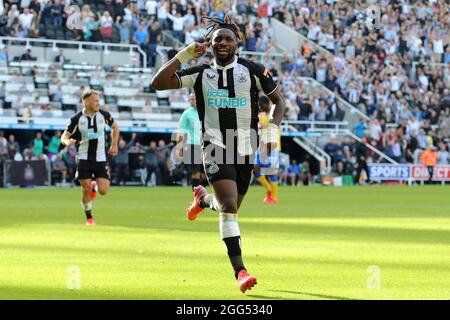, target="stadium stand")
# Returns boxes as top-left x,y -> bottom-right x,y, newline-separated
0,0 -> 448,187
267,0 -> 449,170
